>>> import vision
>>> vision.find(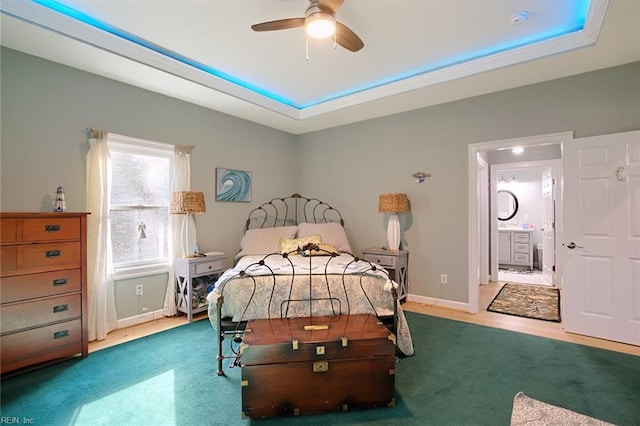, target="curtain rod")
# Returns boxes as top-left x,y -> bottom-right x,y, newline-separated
86,128 -> 195,151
